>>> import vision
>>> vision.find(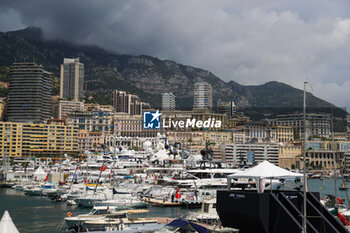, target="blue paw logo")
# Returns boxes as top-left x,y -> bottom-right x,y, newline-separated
143,110 -> 161,129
